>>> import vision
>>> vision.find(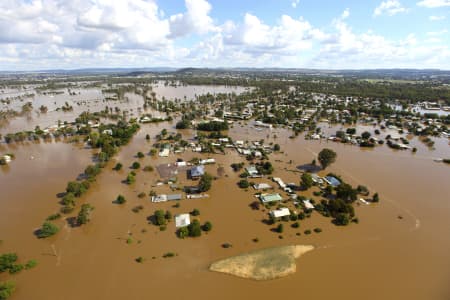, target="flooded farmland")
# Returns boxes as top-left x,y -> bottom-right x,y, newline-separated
0,85 -> 449,300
